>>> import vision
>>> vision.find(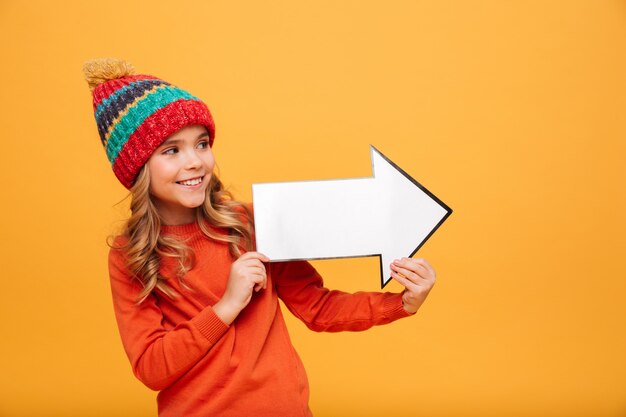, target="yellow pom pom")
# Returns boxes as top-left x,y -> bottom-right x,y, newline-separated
83,58 -> 136,91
